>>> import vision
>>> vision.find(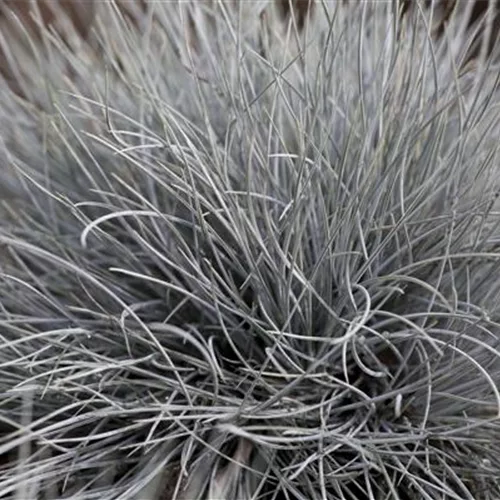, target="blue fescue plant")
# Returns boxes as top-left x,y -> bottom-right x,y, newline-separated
1,1 -> 500,498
